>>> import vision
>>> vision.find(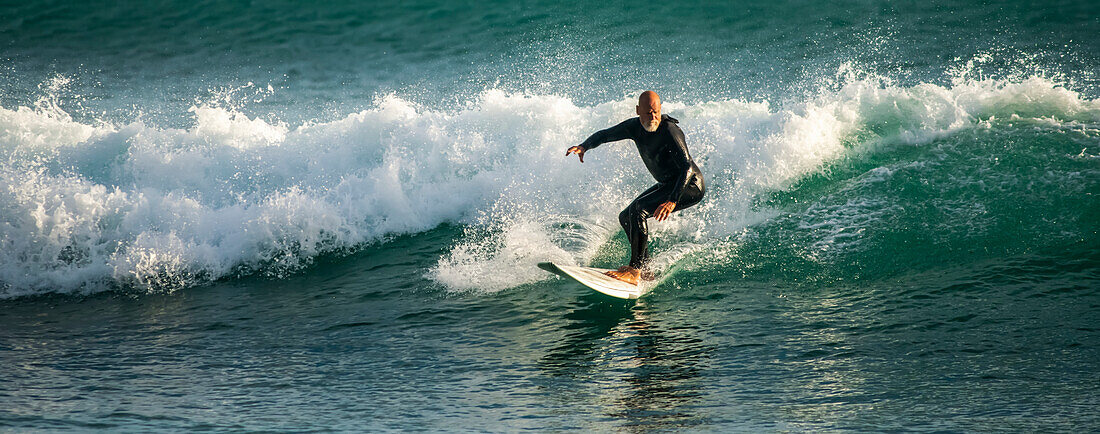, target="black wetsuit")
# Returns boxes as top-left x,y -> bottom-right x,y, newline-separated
579,114 -> 705,269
